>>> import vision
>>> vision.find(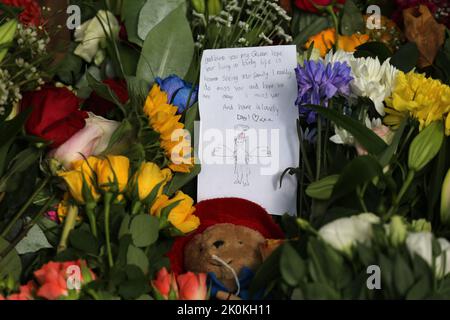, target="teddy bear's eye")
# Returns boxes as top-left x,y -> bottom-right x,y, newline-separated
238,241 -> 243,245
213,240 -> 224,248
